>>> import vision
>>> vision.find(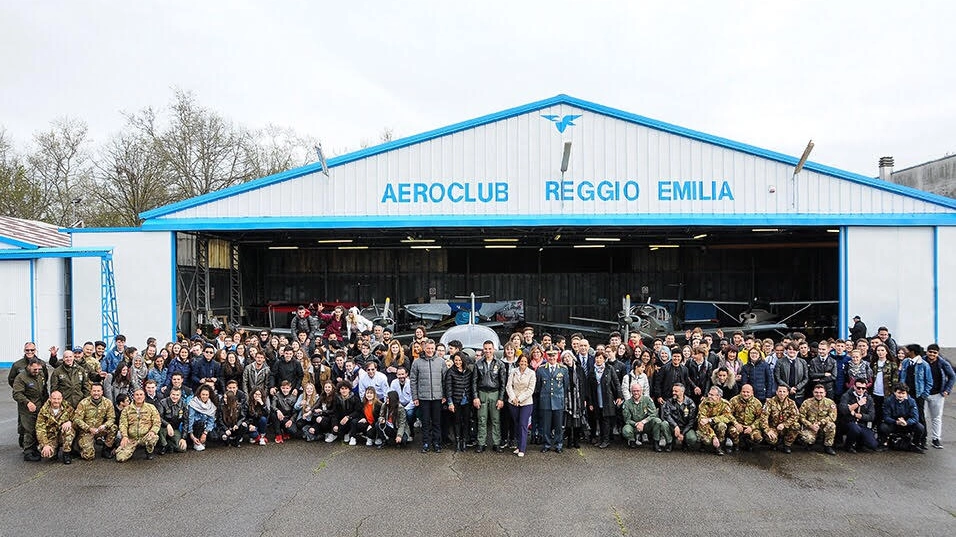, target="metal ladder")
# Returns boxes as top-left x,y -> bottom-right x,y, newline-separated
100,255 -> 120,343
